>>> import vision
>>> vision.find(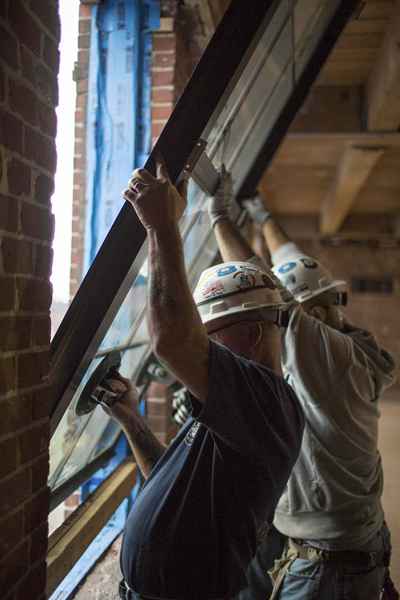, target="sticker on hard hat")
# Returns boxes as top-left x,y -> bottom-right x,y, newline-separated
300,258 -> 318,269
202,281 -> 224,299
233,271 -> 256,289
217,265 -> 237,277
278,262 -> 297,274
